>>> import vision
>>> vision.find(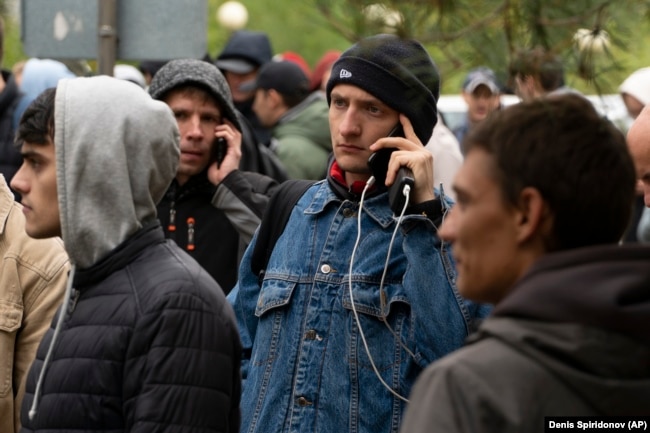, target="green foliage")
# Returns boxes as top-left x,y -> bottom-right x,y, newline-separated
3,15 -> 25,70
207,0 -> 350,66
309,0 -> 650,94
